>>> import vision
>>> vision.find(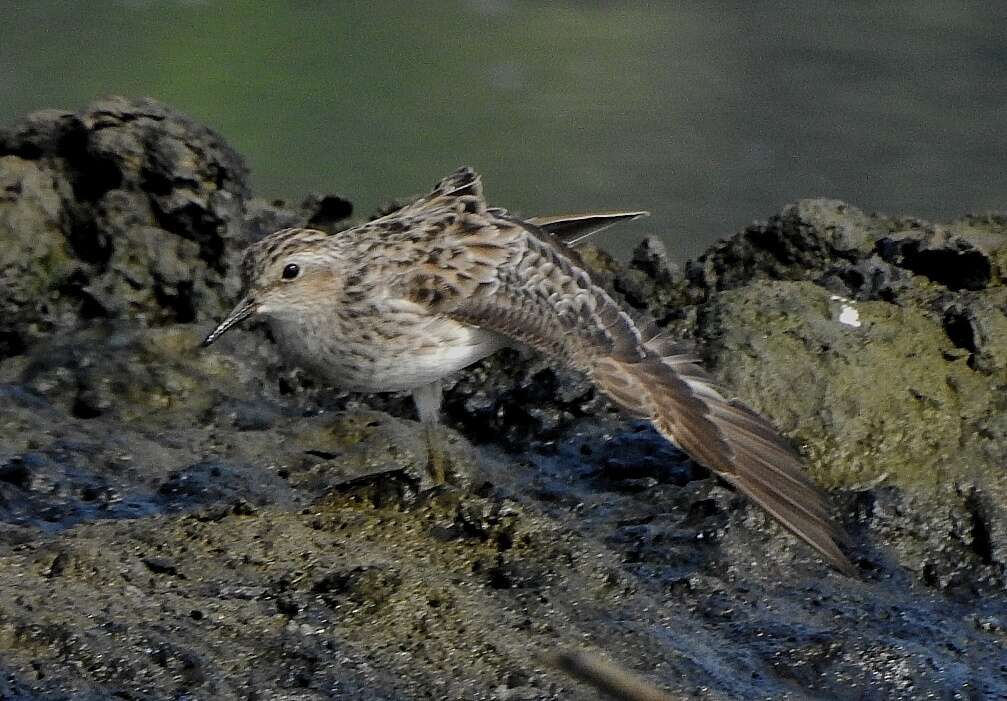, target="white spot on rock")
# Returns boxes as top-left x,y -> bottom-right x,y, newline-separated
838,304 -> 861,327
830,294 -> 862,328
